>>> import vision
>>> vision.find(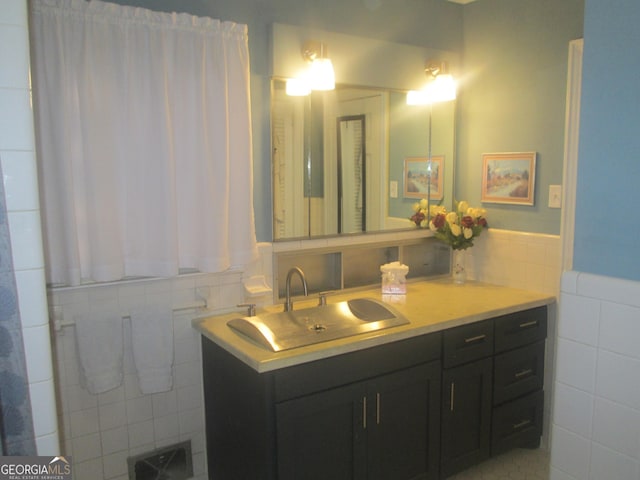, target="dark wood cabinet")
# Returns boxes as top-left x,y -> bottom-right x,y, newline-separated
276,381 -> 366,480
439,306 -> 547,478
491,306 -> 547,455
440,359 -> 493,477
201,305 -> 548,480
440,321 -> 494,478
276,362 -> 441,480
202,332 -> 442,480
493,341 -> 545,405
491,389 -> 544,455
